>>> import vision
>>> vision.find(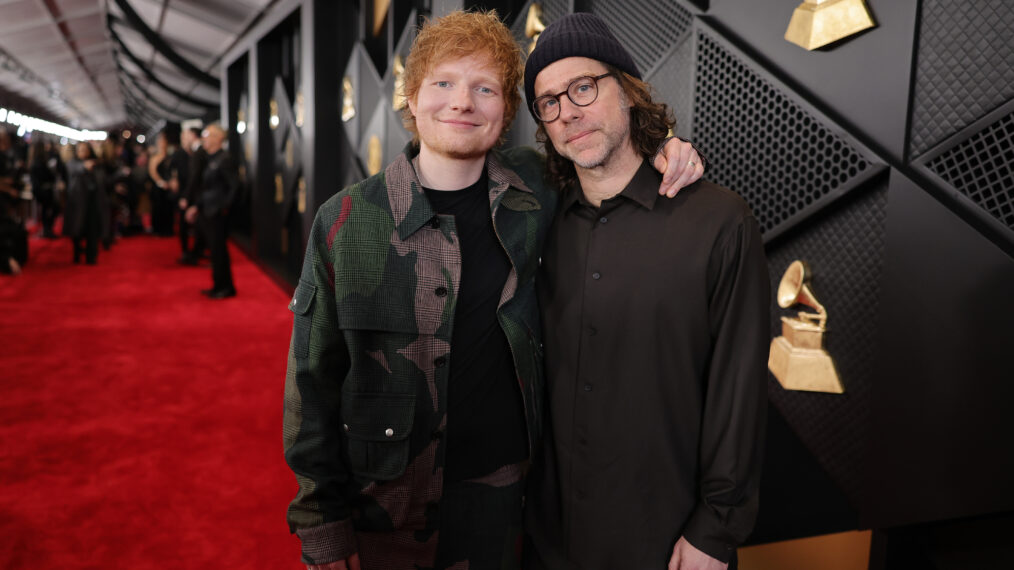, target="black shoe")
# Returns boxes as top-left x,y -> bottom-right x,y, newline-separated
201,288 -> 216,296
207,288 -> 236,299
177,255 -> 198,266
